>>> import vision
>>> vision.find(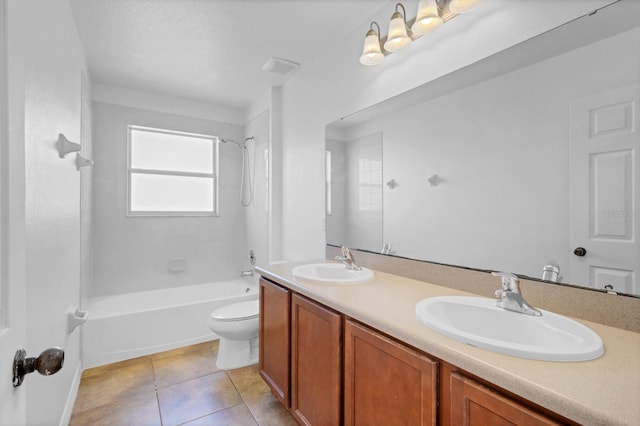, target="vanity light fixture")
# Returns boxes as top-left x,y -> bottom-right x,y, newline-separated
359,22 -> 385,66
359,0 -> 482,66
384,3 -> 412,52
412,0 -> 443,36
449,0 -> 482,14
